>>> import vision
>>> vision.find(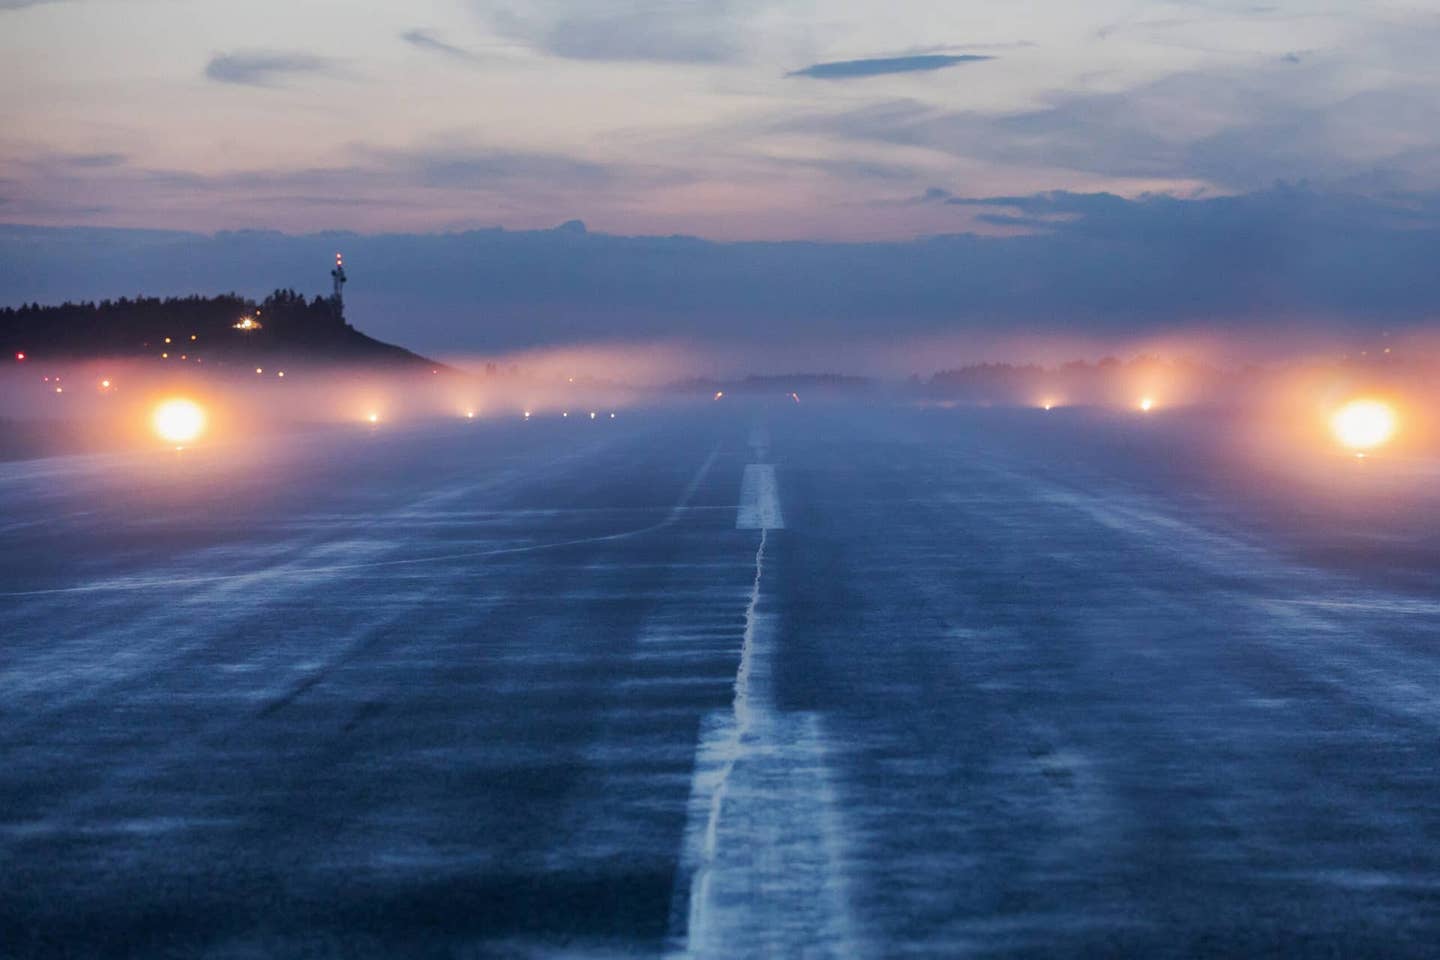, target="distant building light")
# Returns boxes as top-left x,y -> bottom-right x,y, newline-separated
233,317 -> 263,331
